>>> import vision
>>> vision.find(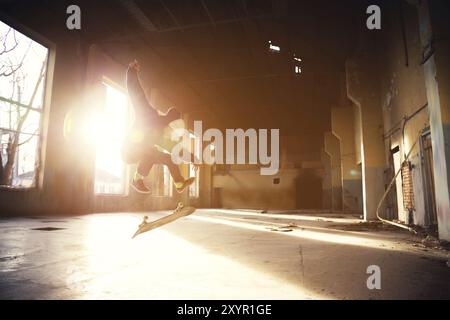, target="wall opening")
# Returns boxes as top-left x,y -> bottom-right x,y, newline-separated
189,131 -> 200,198
421,130 -> 437,226
385,147 -> 399,220
392,146 -> 406,222
163,165 -> 173,197
94,82 -> 130,195
189,164 -> 199,198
